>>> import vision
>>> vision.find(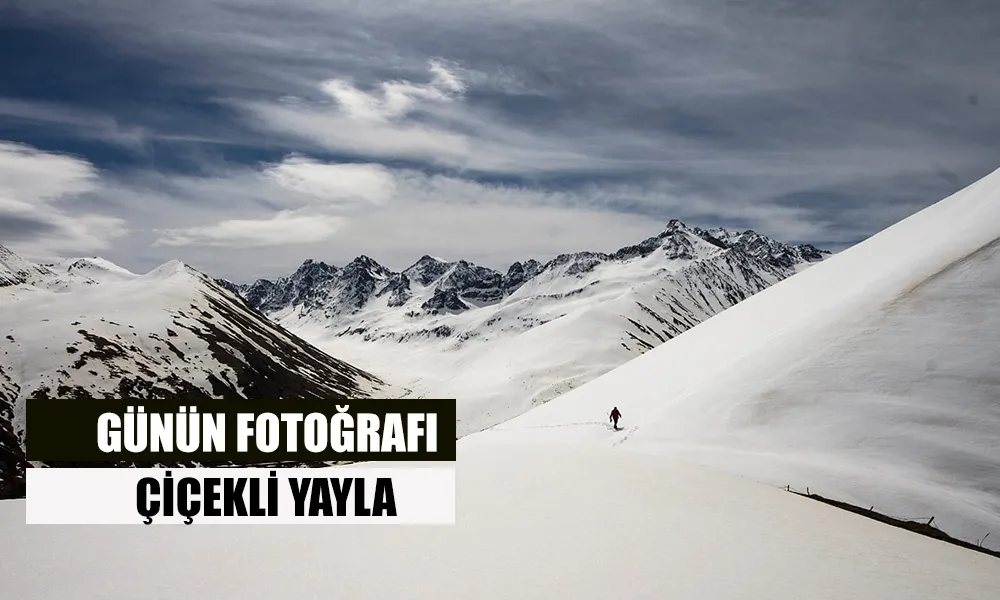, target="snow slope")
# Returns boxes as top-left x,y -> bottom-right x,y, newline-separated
0,443 -> 997,599
233,221 -> 828,435
472,166 -> 1000,546
0,245 -> 400,498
